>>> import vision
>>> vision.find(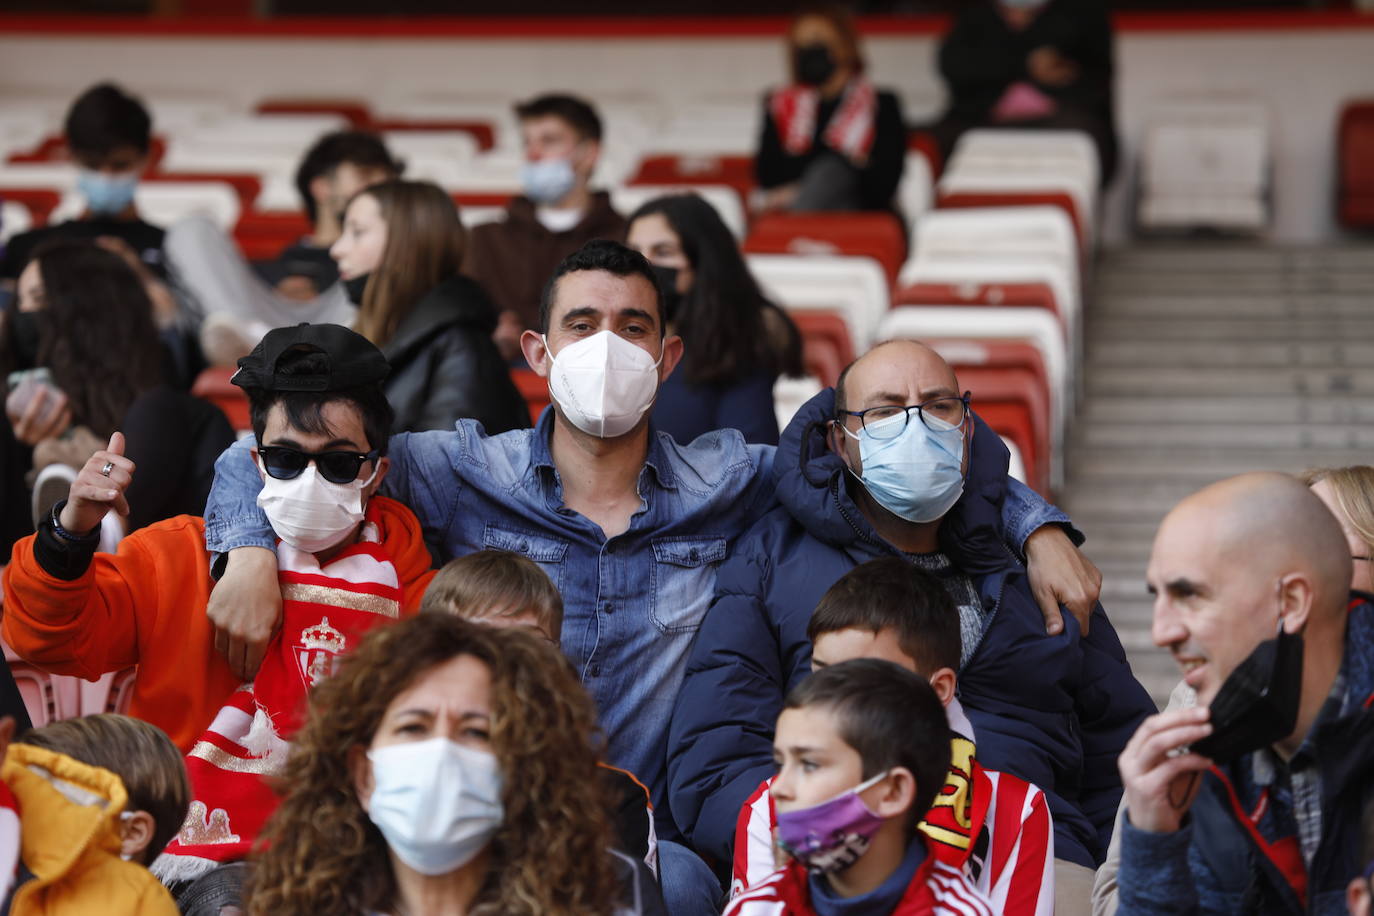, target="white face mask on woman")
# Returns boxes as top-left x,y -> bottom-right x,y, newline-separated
366,737 -> 505,876
256,459 -> 378,554
544,330 -> 662,438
